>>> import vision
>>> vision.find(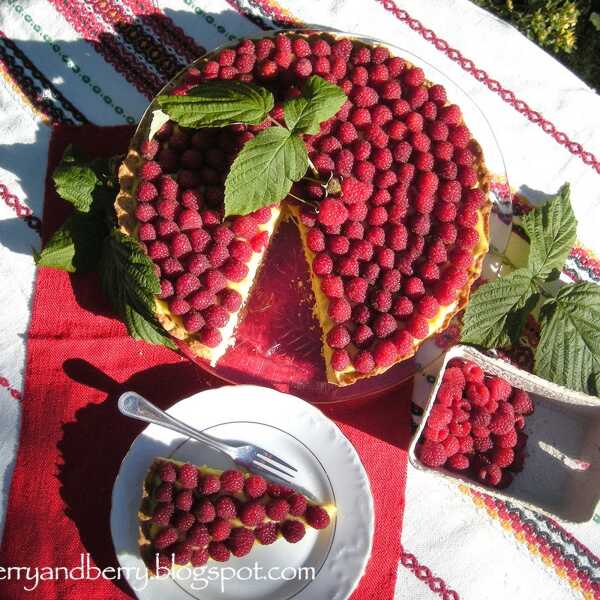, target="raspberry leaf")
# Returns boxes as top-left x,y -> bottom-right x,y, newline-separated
34,212 -> 107,273
99,230 -> 175,349
535,282 -> 600,396
460,269 -> 540,348
521,183 -> 576,280
284,76 -> 347,135
53,145 -> 100,212
157,81 -> 274,128
224,127 -> 308,217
